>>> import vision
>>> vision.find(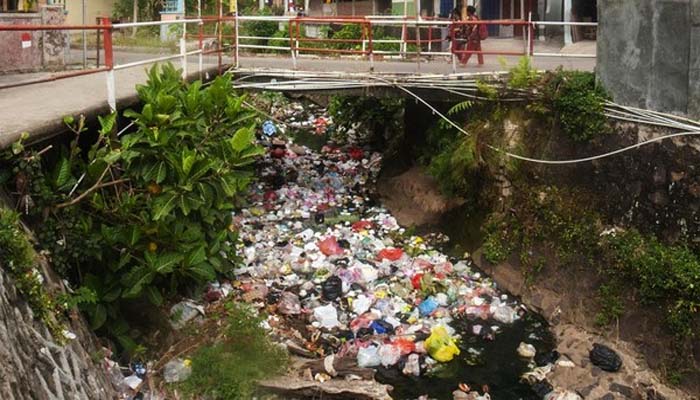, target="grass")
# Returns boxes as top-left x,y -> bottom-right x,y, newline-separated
178,302 -> 288,399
